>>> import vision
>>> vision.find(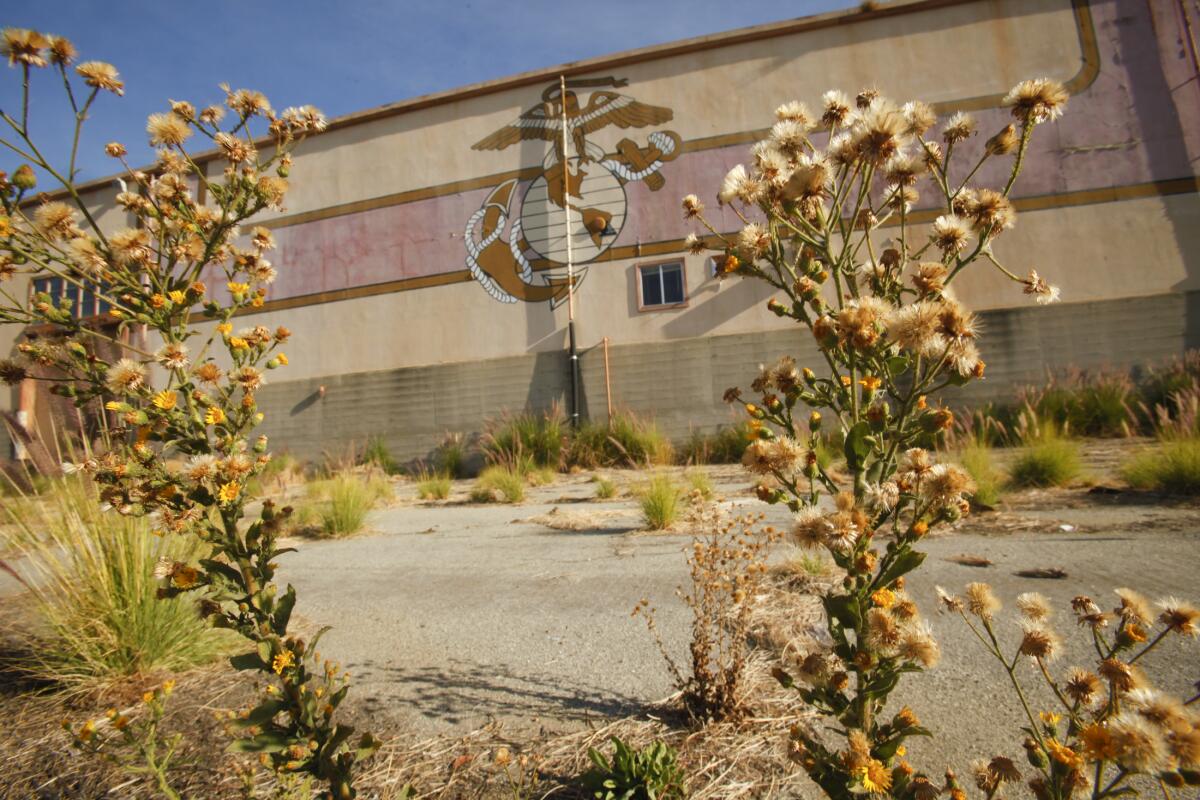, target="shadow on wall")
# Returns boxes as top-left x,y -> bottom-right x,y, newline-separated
1115,0 -> 1200,349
